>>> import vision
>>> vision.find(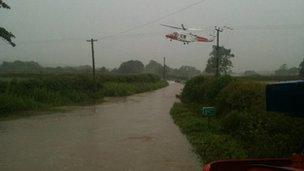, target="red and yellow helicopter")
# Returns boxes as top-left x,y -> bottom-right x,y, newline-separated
161,24 -> 215,44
